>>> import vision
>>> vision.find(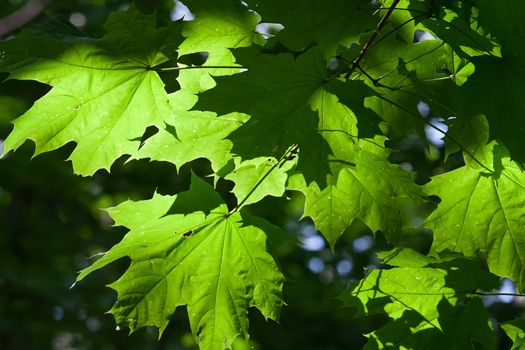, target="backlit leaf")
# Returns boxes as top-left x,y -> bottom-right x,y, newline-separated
424,143 -> 525,290
0,8 -> 183,175
77,174 -> 284,349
